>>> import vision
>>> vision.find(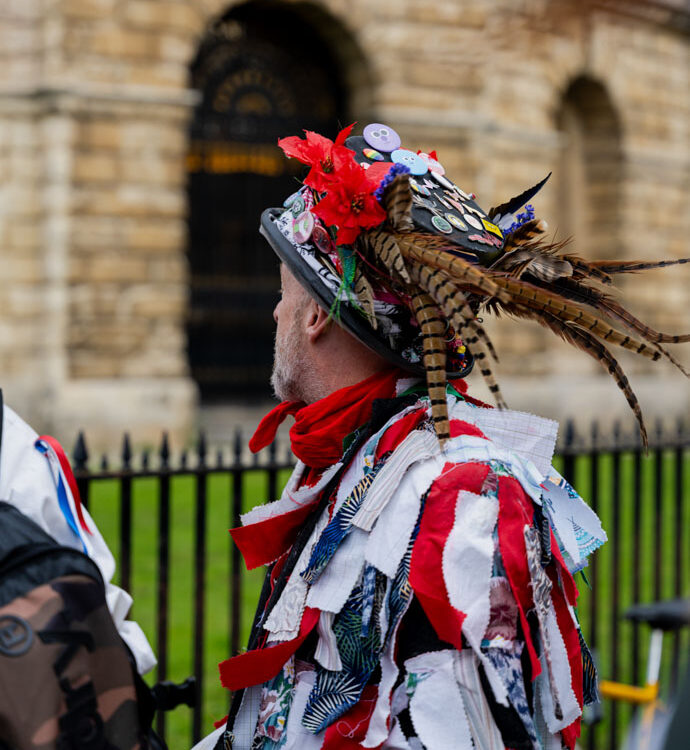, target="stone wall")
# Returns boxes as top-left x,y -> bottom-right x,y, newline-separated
0,0 -> 687,447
